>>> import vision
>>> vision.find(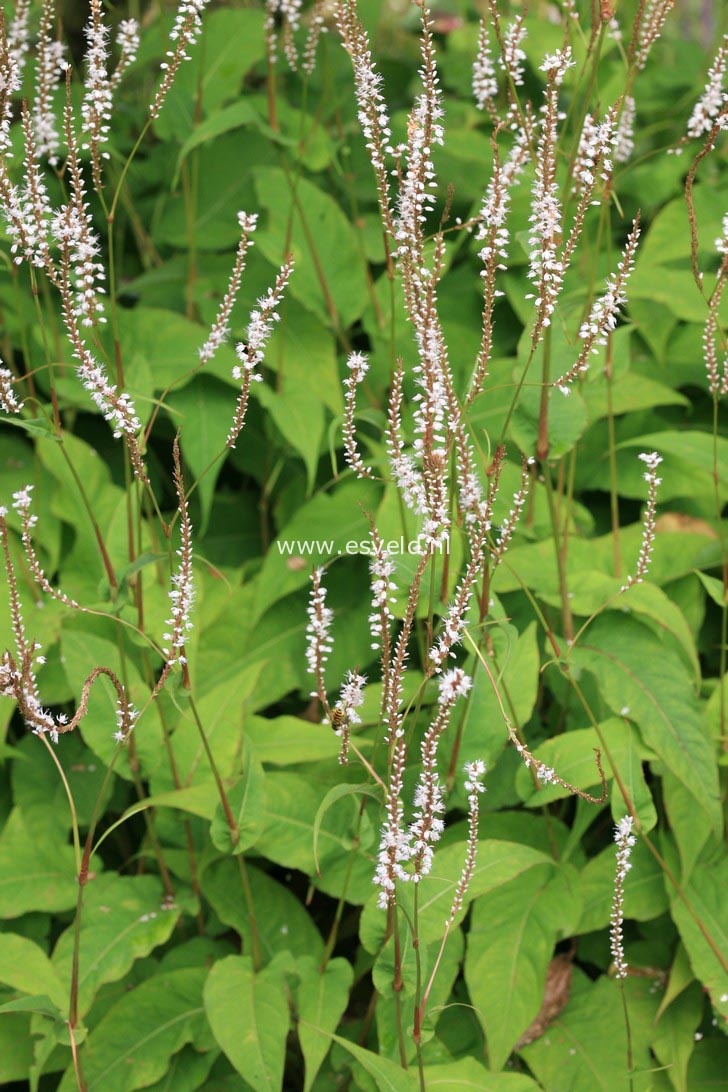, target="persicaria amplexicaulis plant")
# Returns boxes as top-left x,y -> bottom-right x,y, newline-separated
0,0 -> 725,1088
